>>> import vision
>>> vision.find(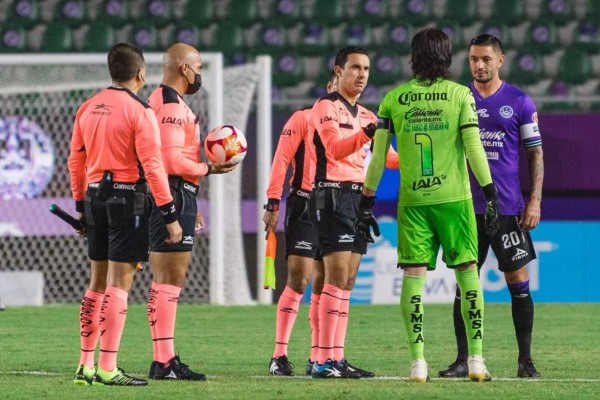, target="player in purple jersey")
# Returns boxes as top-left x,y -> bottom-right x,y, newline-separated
438,34 -> 544,379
